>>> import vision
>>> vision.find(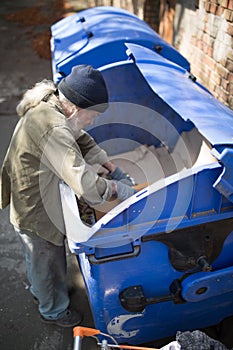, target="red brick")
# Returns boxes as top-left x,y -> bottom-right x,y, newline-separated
203,55 -> 217,70
220,58 -> 228,66
198,40 -> 205,51
227,22 -> 233,35
217,64 -> 230,79
226,58 -> 233,72
228,0 -> 233,9
211,71 -> 221,84
208,79 -> 217,92
224,8 -> 233,20
219,0 -> 229,7
205,2 -> 211,12
229,72 -> 233,82
199,67 -> 211,85
228,51 -> 233,61
202,32 -> 207,42
202,33 -> 215,47
216,5 -> 224,15
206,67 -> 212,78
203,43 -> 208,54
210,3 -> 218,13
221,77 -> 229,90
229,82 -> 233,93
215,85 -> 229,101
207,46 -> 214,56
